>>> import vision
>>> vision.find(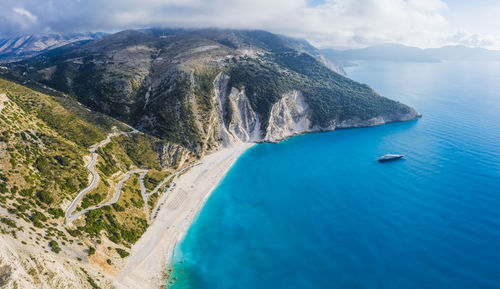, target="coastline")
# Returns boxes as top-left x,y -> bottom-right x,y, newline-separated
114,142 -> 254,289
258,114 -> 422,144
112,113 -> 420,289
